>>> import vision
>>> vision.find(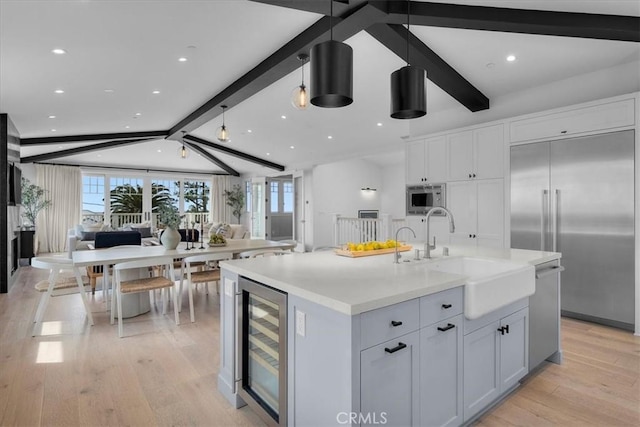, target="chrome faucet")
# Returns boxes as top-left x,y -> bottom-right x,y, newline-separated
424,207 -> 455,259
394,226 -> 416,264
